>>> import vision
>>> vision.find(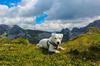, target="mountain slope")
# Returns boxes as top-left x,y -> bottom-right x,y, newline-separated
0,28 -> 100,66
87,20 -> 100,28
69,20 -> 100,39
0,24 -> 10,35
